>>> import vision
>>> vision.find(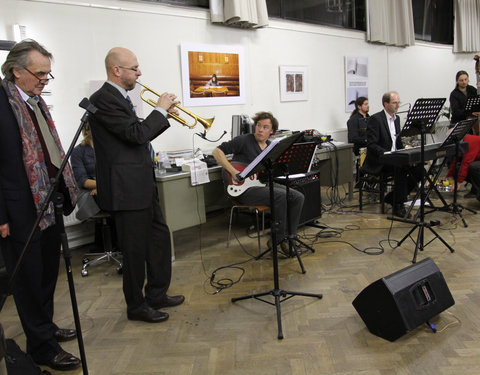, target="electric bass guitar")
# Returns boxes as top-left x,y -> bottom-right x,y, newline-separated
222,162 -> 265,197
